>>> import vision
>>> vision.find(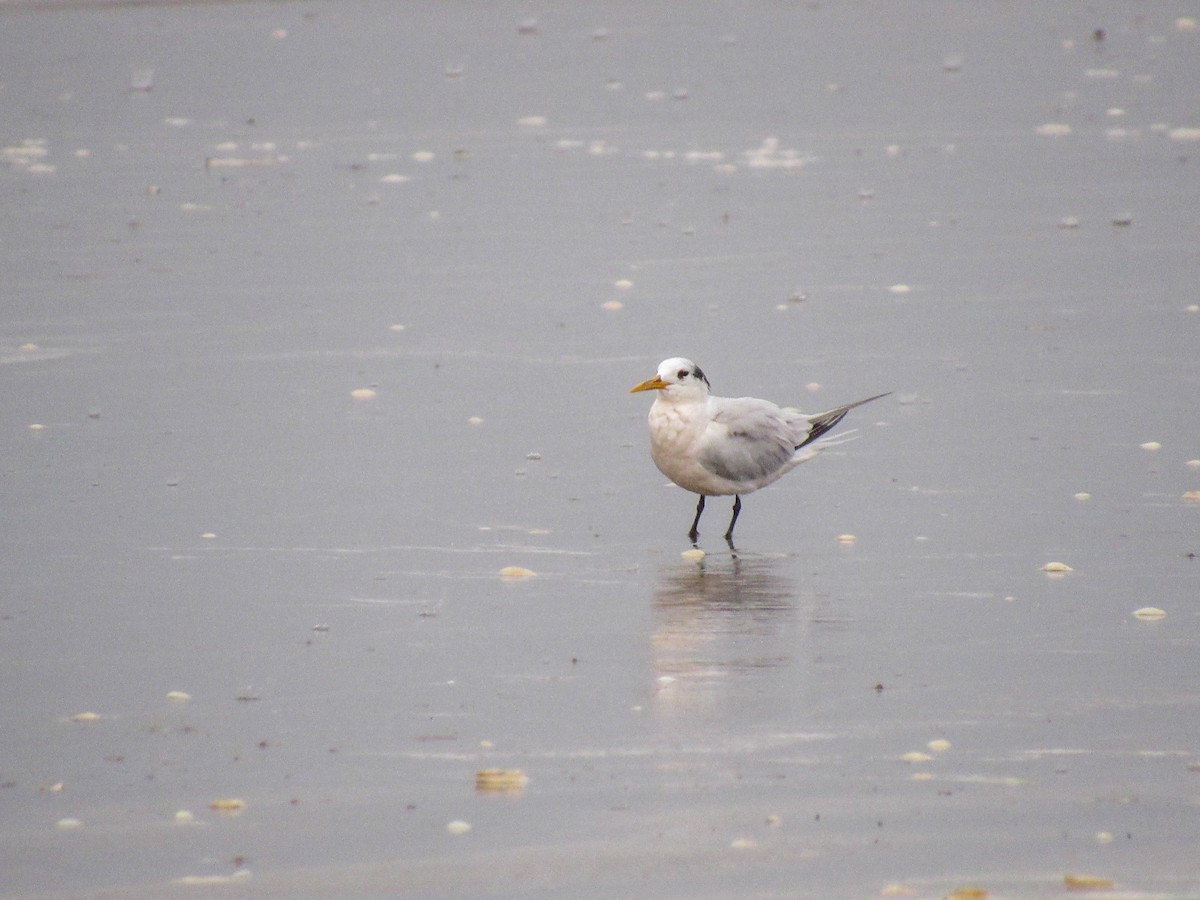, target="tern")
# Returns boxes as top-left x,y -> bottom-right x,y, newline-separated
630,357 -> 888,543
